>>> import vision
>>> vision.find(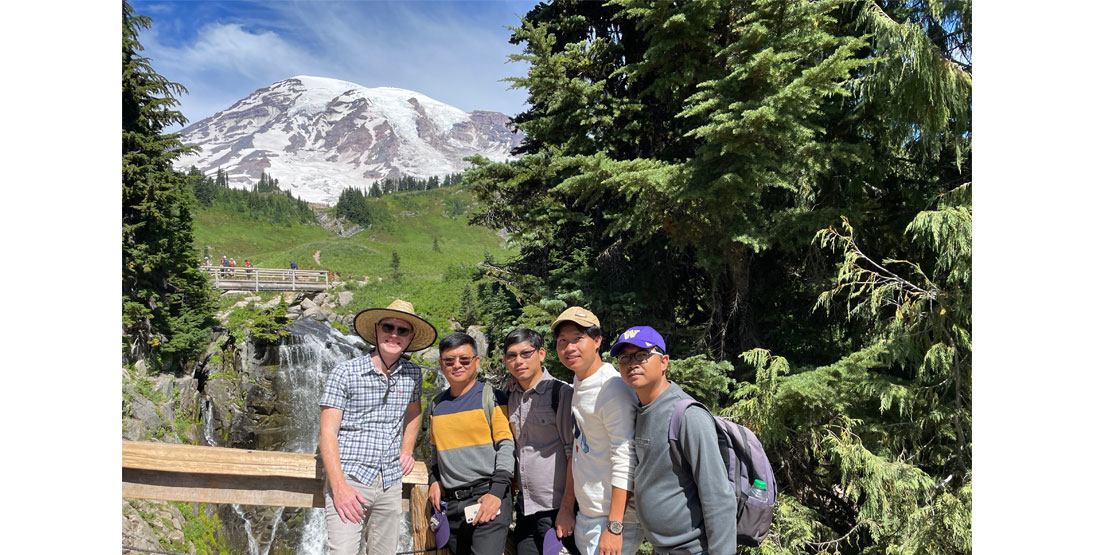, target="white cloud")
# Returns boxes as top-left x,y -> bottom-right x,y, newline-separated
138,1 -> 534,128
